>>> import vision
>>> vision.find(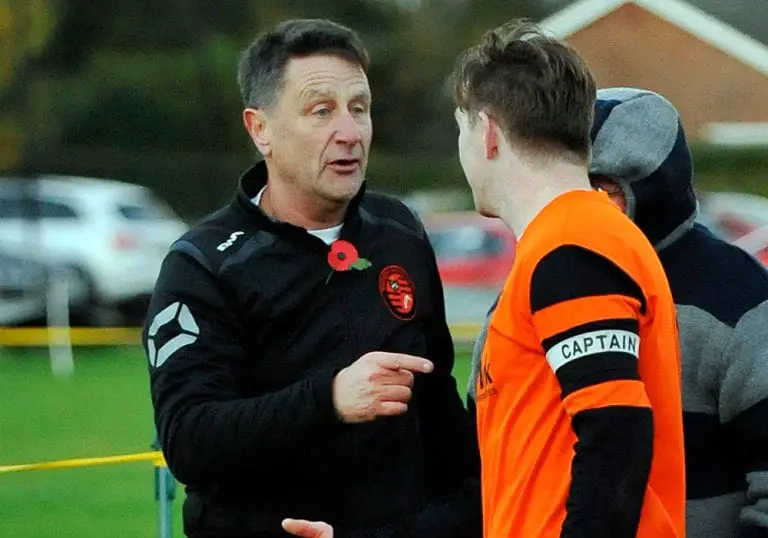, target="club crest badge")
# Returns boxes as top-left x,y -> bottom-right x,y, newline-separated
378,265 -> 416,320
